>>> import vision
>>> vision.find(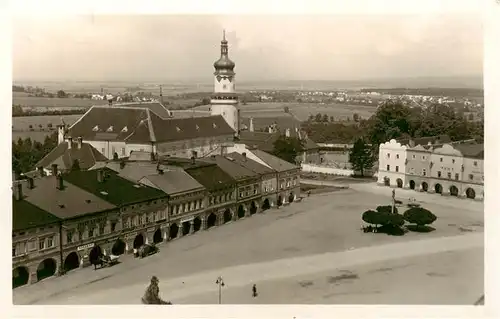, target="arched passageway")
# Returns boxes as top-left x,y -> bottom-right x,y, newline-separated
193,217 -> 202,233
435,183 -> 443,194
206,213 -> 217,229
153,229 -> 163,244
112,239 -> 126,255
13,266 -> 29,288
250,201 -> 258,215
409,180 -> 415,190
63,252 -> 80,272
449,185 -> 459,197
133,234 -> 144,249
466,188 -> 476,199
182,221 -> 191,236
288,192 -> 295,203
421,182 -> 429,192
36,258 -> 57,282
237,205 -> 245,219
277,196 -> 283,207
396,178 -> 403,188
384,177 -> 390,186
262,198 -> 270,210
89,245 -> 103,265
223,209 -> 232,223
169,223 -> 179,240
